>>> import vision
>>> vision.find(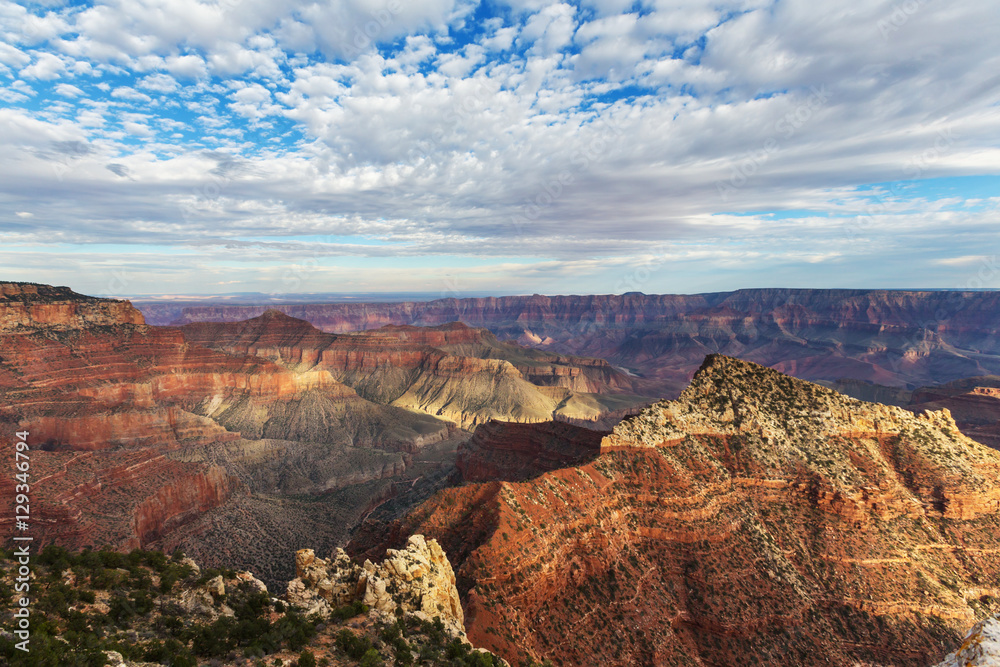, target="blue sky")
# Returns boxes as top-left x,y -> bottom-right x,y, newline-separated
0,0 -> 998,298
